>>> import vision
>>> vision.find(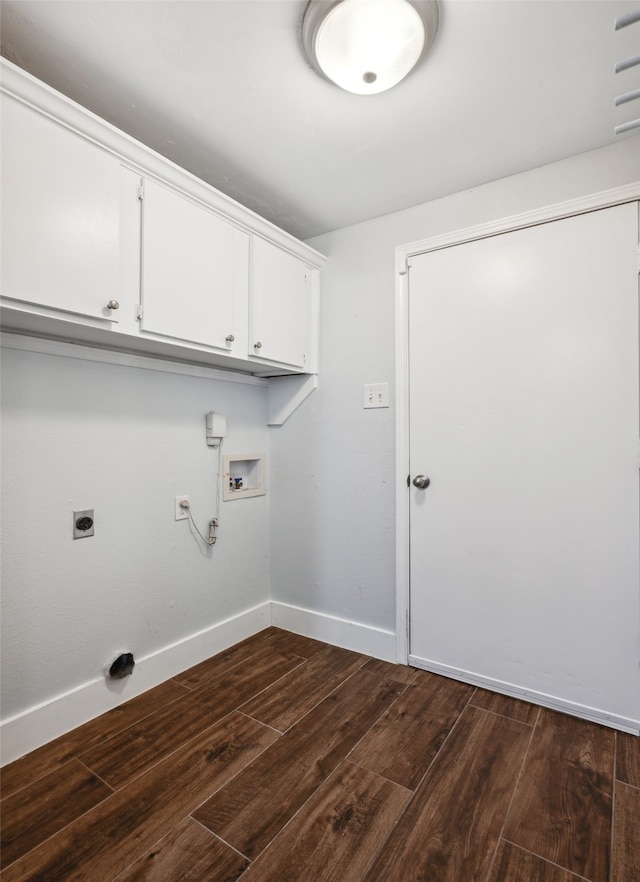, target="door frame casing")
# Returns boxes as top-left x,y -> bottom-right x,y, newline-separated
394,182 -> 640,667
